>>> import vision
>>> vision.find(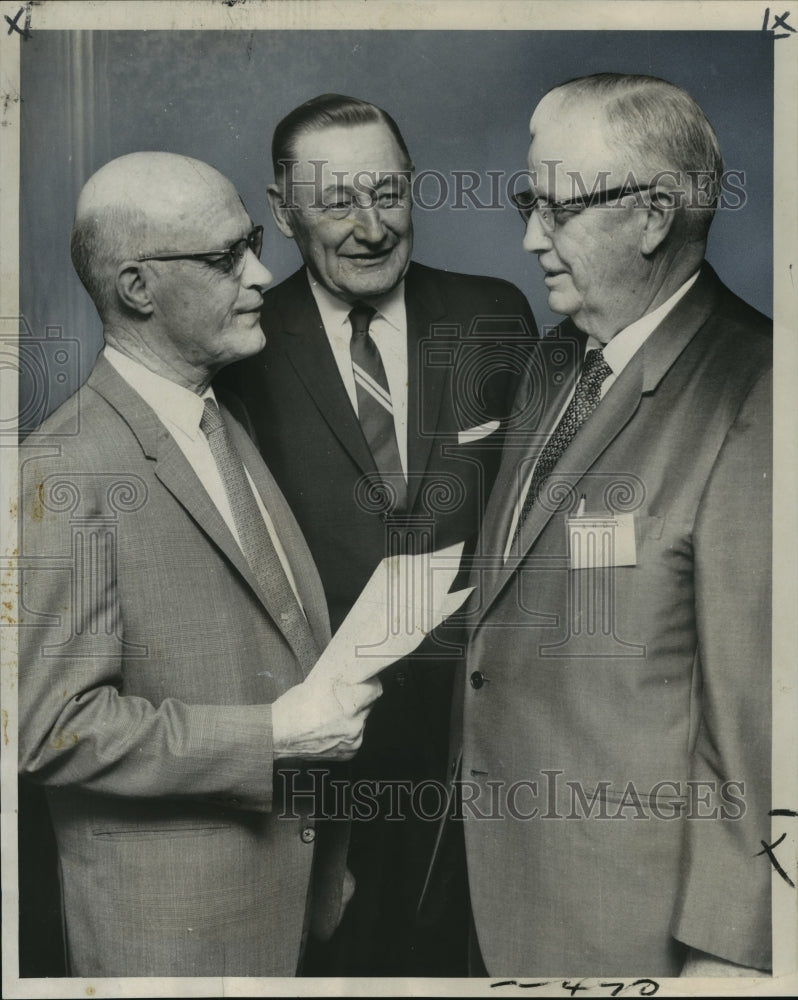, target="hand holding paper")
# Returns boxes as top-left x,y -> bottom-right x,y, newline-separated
272,541 -> 470,760
271,673 -> 381,760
